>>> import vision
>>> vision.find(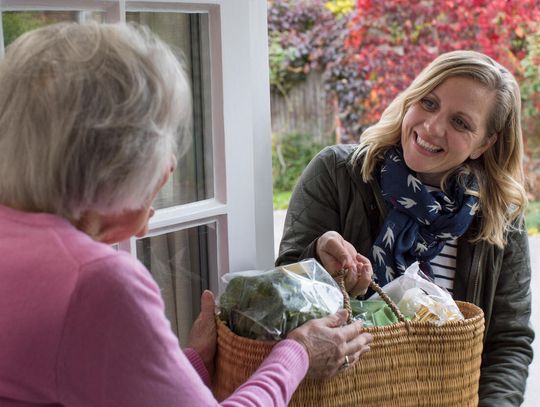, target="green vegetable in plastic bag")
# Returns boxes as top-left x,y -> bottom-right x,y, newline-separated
219,259 -> 343,340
